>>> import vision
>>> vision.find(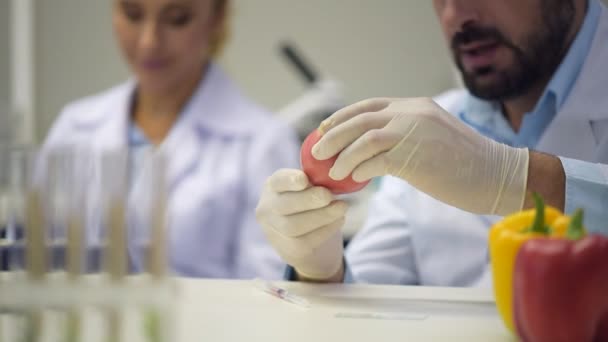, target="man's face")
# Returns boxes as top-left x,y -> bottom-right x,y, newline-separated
433,0 -> 576,101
